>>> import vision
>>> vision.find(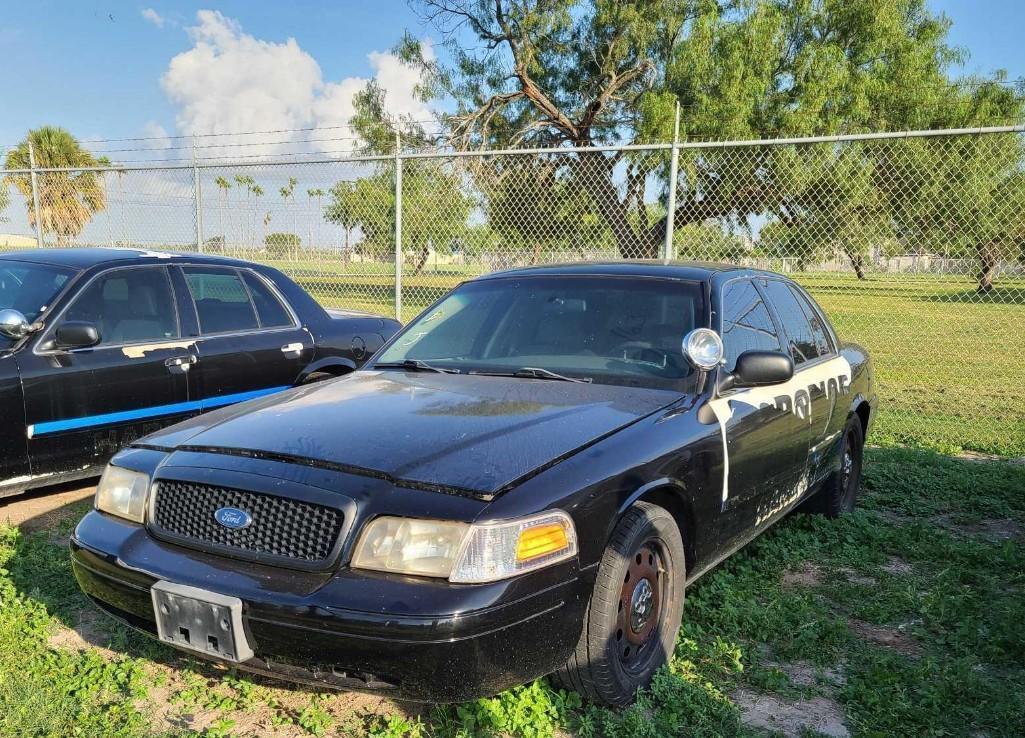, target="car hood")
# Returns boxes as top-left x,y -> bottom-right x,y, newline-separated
138,371 -> 685,499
